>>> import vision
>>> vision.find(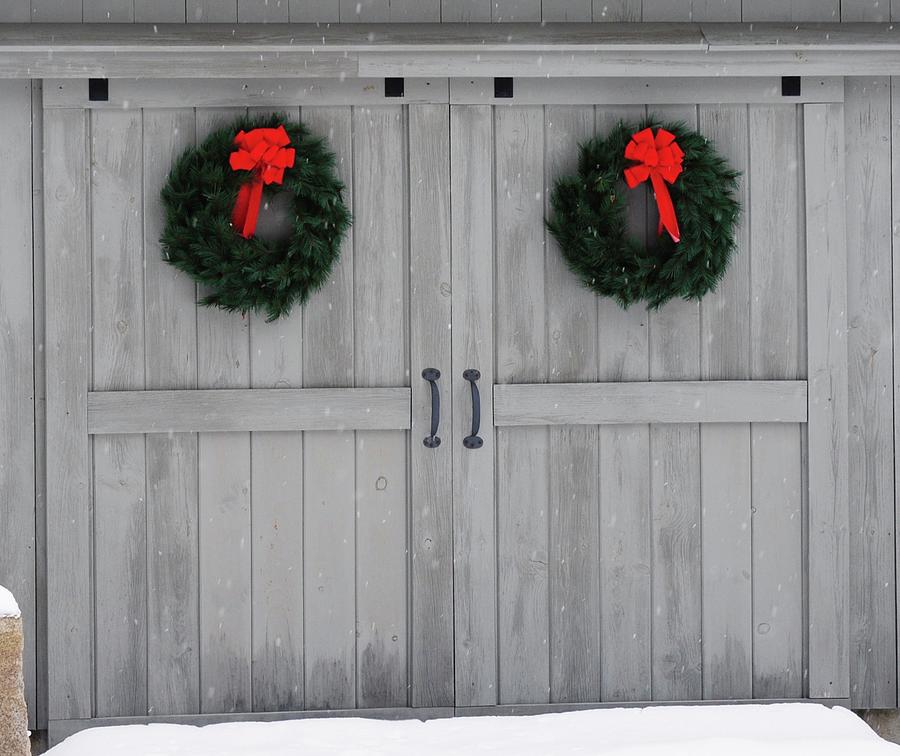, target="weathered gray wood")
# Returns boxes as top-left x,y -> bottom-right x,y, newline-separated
542,0 -> 590,21
441,0 -> 490,21
88,388 -> 411,433
0,1 -> 29,21
83,0 -> 133,21
142,108 -> 200,717
741,0 -> 839,20
30,0 -> 81,22
647,103 -> 701,703
449,104 -> 497,707
448,77 -> 843,106
494,382 -> 807,426
804,102 -> 850,700
841,0 -> 891,21
388,0 -> 440,21
239,0 -> 289,21
495,105 -> 549,705
247,96 -> 304,710
187,0 -> 238,22
289,0 -> 340,21
544,104 -> 600,703
90,108 -> 147,719
592,0 -> 641,21
134,0 -> 186,22
195,107 -> 252,715
748,104 -> 804,699
697,104 -> 752,701
594,104 -> 652,705
300,105 -> 356,711
843,78 -> 896,709
44,107 -> 91,721
491,0 -> 540,21
408,104 -> 453,708
692,0 -> 742,20
0,79 -> 35,729
892,74 -> 900,714
641,0 -> 692,20
352,104 -> 408,708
